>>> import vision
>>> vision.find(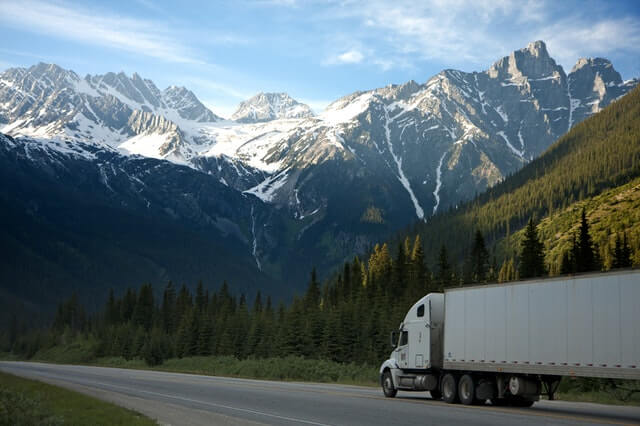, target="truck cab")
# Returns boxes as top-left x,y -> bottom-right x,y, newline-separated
380,293 -> 444,397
